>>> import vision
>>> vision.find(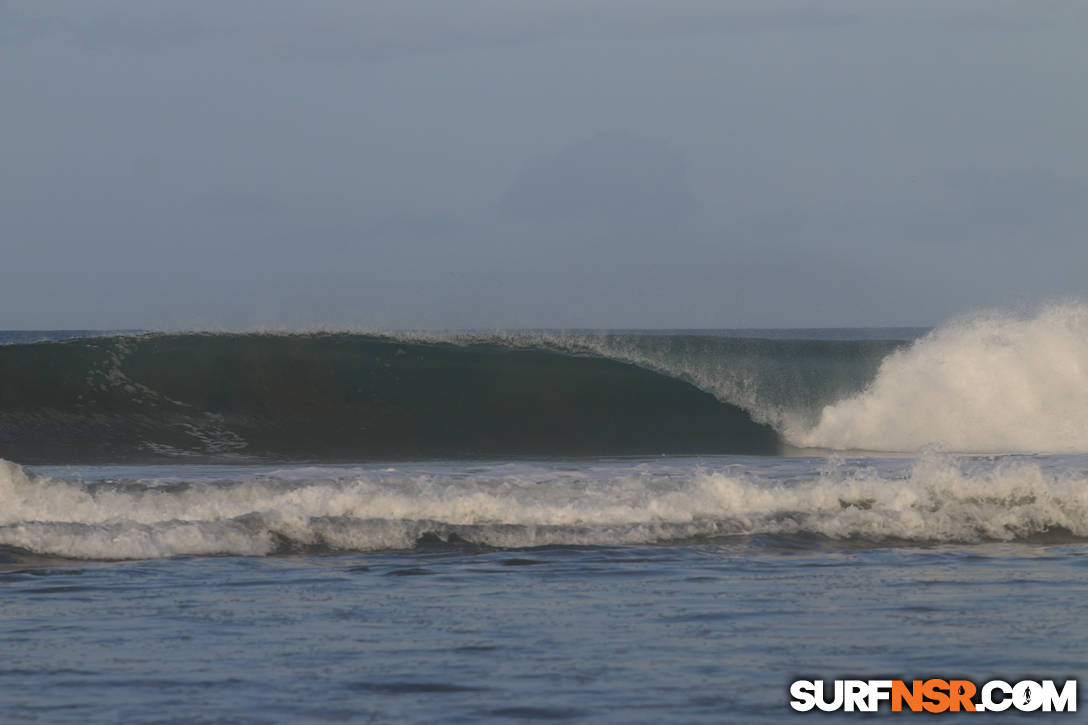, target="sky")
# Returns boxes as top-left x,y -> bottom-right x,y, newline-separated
1,0 -> 1085,329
